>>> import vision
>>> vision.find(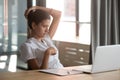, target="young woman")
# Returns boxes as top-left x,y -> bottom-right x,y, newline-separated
19,6 -> 63,70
